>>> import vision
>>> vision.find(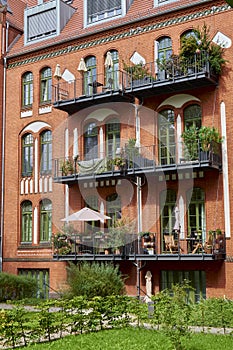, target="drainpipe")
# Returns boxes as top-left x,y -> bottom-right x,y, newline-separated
0,55 -> 6,272
0,17 -> 8,271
